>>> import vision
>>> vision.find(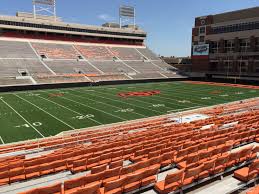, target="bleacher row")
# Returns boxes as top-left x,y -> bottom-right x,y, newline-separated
0,40 -> 180,85
0,105 -> 258,194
